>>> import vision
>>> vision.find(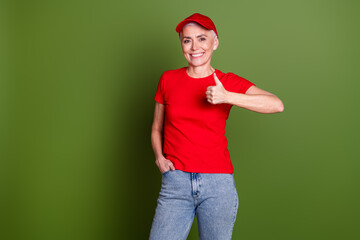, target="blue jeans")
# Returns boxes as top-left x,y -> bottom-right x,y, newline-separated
149,169 -> 239,240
